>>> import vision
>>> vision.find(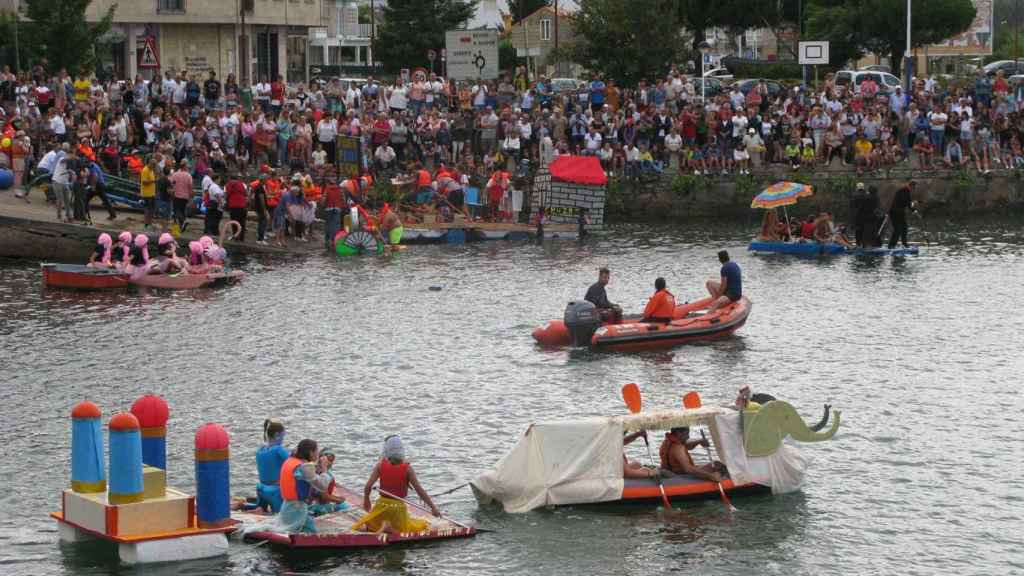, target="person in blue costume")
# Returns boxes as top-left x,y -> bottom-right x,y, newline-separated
235,419 -> 289,513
